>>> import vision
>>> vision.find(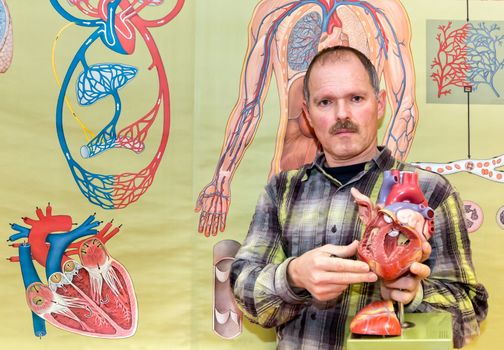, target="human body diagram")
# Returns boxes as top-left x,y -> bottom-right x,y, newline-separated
196,0 -> 419,236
